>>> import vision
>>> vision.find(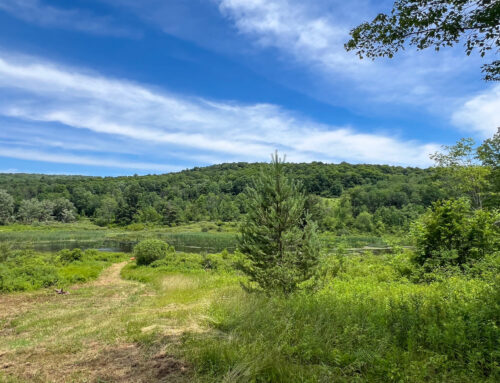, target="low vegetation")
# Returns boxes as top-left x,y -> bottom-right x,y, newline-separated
184,252 -> 499,382
0,245 -> 126,292
0,133 -> 498,382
